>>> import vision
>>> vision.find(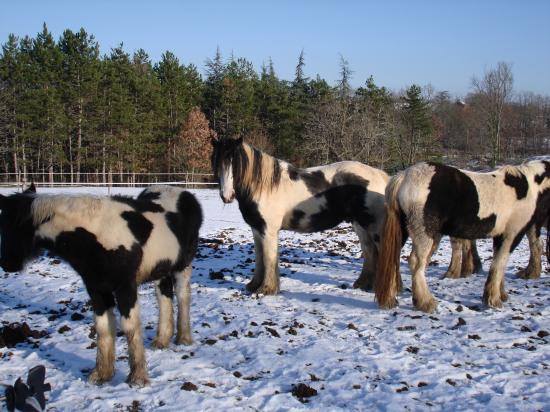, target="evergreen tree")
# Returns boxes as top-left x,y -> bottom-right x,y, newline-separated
58,28 -> 100,182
